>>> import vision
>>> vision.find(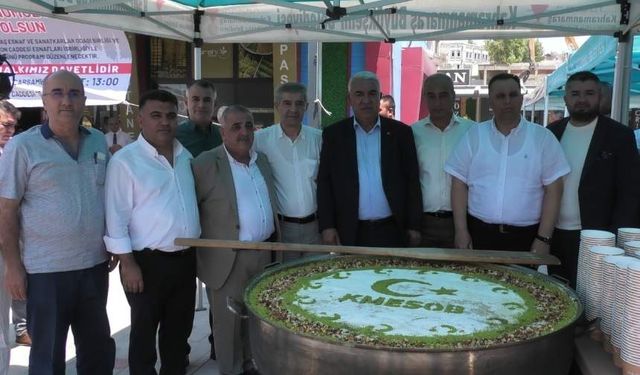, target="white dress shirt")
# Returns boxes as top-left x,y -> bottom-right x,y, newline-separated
354,117 -> 393,220
254,124 -> 322,218
225,146 -> 275,242
105,129 -> 131,149
104,134 -> 201,254
445,117 -> 570,226
557,119 -> 597,230
412,114 -> 475,212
